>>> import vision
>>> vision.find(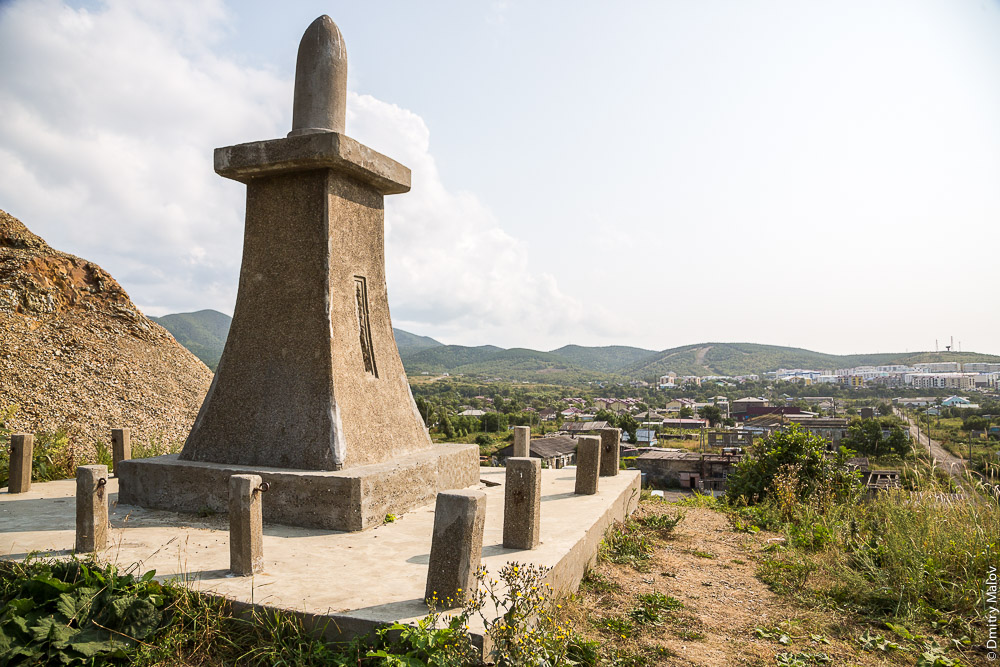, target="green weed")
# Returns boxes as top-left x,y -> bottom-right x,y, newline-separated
465,562 -> 577,666
629,592 -> 682,625
775,651 -> 833,665
599,521 -> 653,569
757,556 -> 814,595
673,492 -> 722,509
581,570 -> 621,594
594,615 -> 634,638
0,558 -> 170,665
754,626 -> 791,645
637,510 -> 684,536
